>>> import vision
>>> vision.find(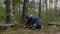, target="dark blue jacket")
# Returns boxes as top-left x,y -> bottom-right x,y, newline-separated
26,16 -> 42,26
